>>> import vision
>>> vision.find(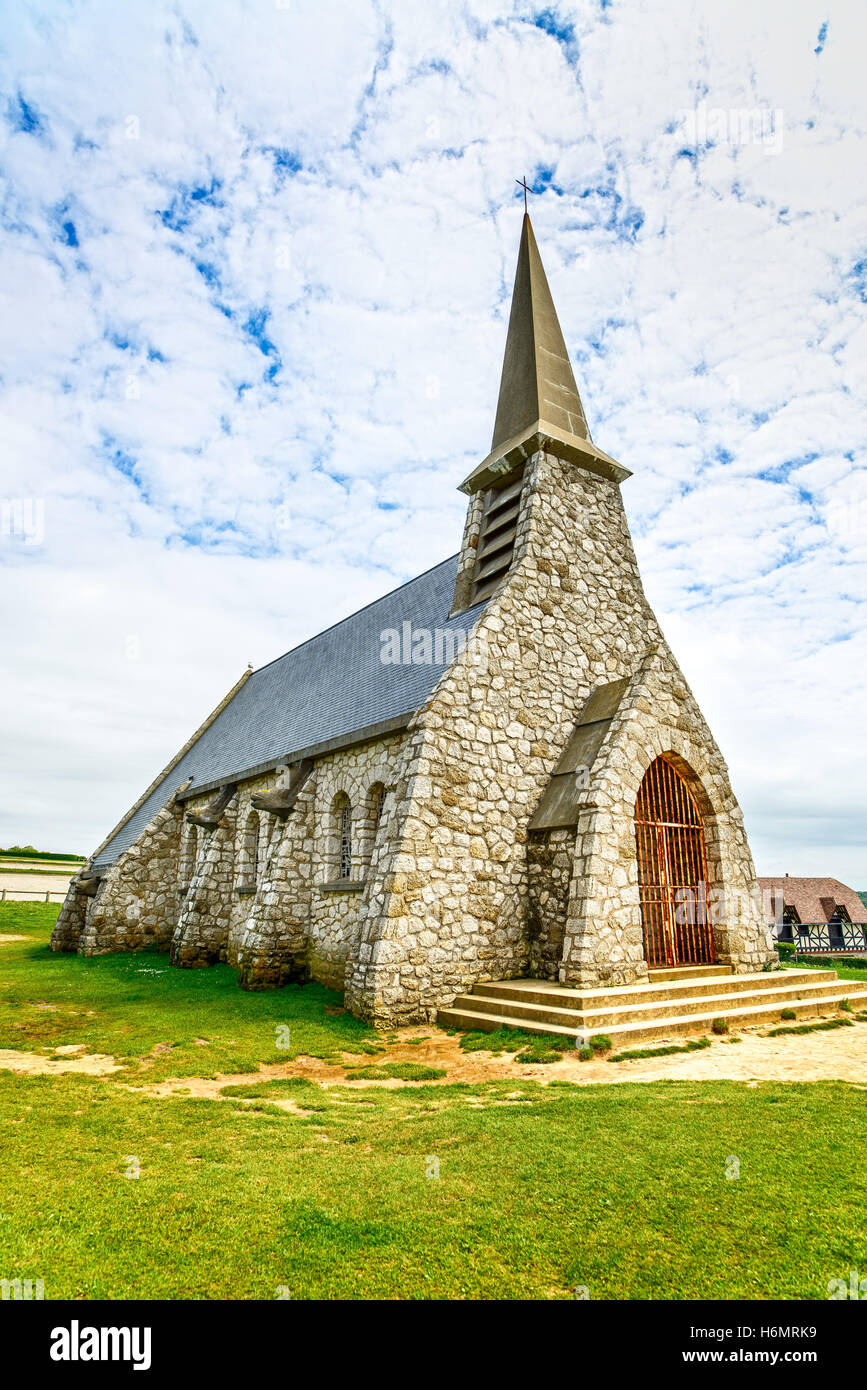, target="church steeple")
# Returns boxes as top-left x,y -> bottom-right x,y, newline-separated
491,212 -> 591,451
451,209 -> 633,611
458,213 -> 626,499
